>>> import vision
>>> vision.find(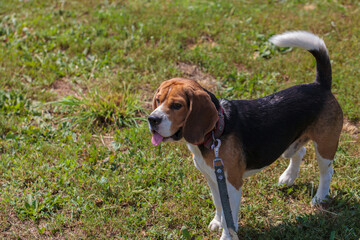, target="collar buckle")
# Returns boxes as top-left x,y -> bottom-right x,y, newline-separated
211,138 -> 221,158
